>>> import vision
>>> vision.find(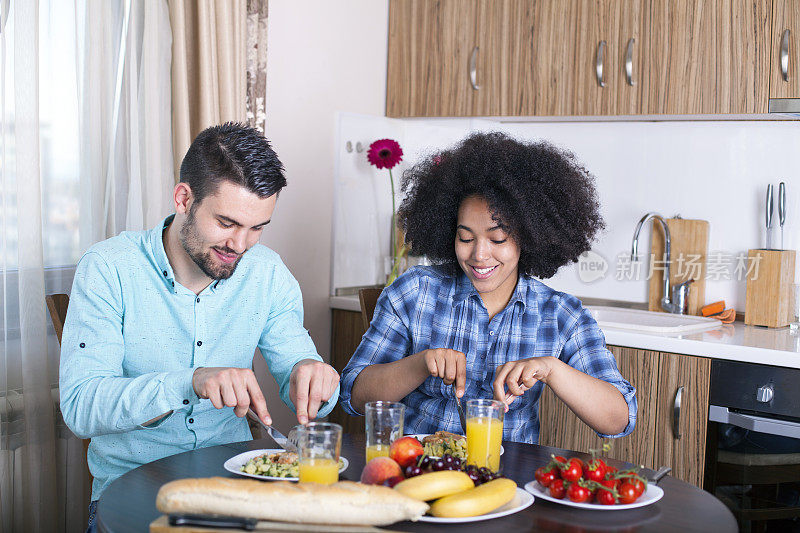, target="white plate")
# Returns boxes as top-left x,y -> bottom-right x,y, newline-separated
524,480 -> 664,510
418,487 -> 533,523
408,434 -> 505,456
224,449 -> 348,481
